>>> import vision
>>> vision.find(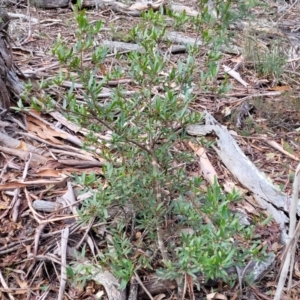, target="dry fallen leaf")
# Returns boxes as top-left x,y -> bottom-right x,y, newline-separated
188,142 -> 218,185
27,117 -> 65,144
223,180 -> 247,195
223,64 -> 249,87
222,106 -> 232,117
0,202 -> 10,210
294,262 -> 300,278
230,55 -> 244,63
35,169 -> 63,177
241,199 -> 259,216
265,139 -> 298,161
269,85 -> 291,91
153,294 -> 166,300
230,292 -> 238,300
207,292 -> 227,300
0,178 -> 67,191
265,152 -> 277,160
